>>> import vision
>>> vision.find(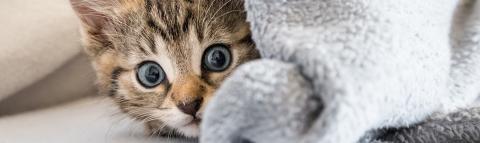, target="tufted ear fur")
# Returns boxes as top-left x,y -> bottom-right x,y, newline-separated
70,0 -> 114,57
